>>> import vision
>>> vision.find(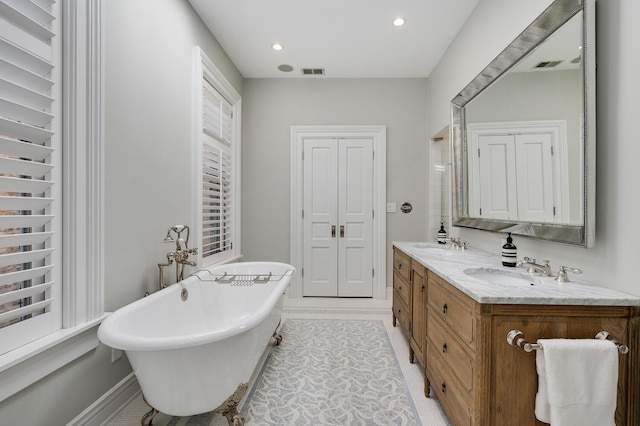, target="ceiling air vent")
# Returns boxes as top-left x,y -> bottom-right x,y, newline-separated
301,68 -> 325,76
533,60 -> 563,69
